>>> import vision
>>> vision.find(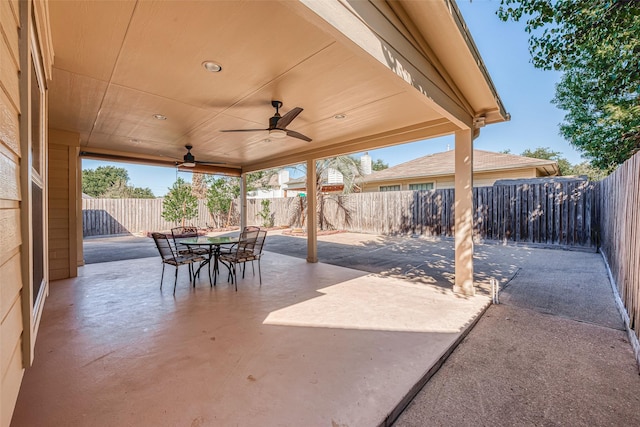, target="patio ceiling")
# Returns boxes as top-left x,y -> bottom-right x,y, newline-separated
47,0 -> 508,175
